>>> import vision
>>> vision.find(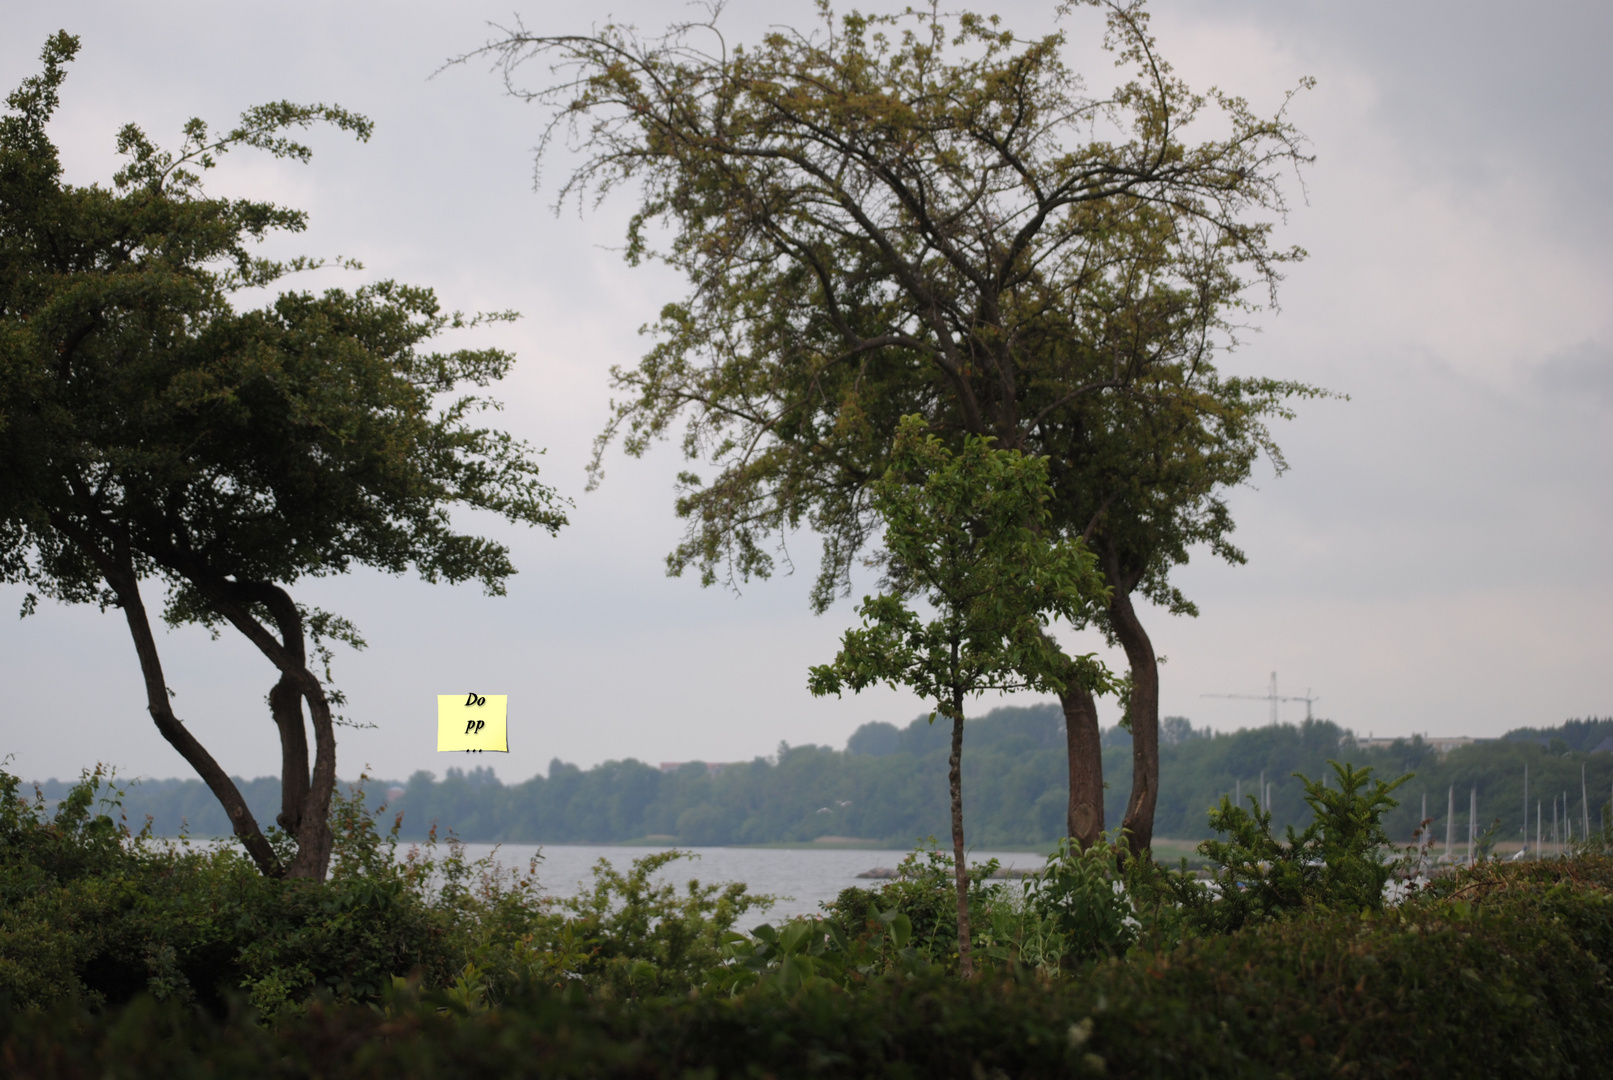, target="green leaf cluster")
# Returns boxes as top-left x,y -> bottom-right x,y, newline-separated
1,35 -> 566,611
0,765 -> 779,1016
1130,760 -> 1411,936
809,416 -> 1110,713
